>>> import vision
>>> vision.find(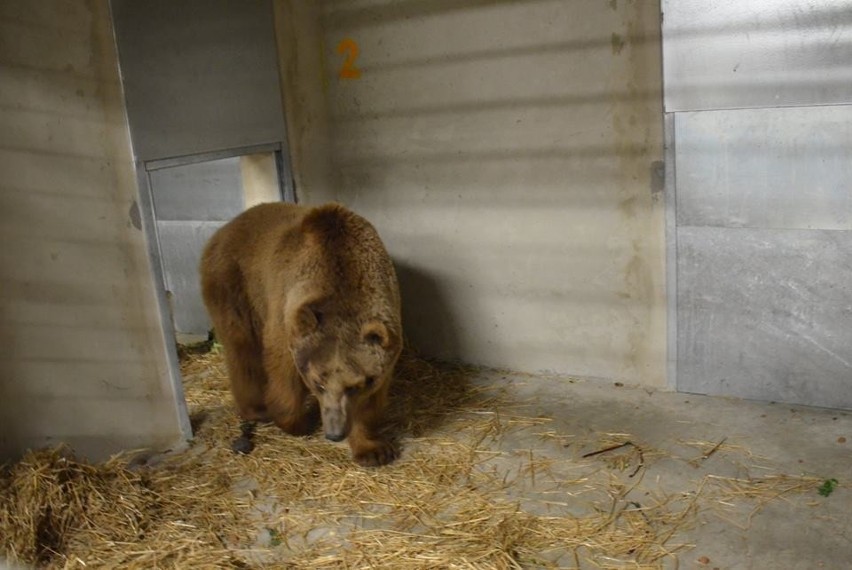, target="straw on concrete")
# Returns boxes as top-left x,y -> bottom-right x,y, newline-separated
0,349 -> 829,569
